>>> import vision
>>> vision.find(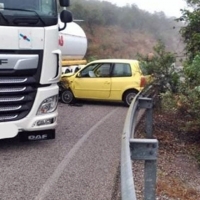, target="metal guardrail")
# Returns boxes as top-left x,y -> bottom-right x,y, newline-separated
121,87 -> 159,200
